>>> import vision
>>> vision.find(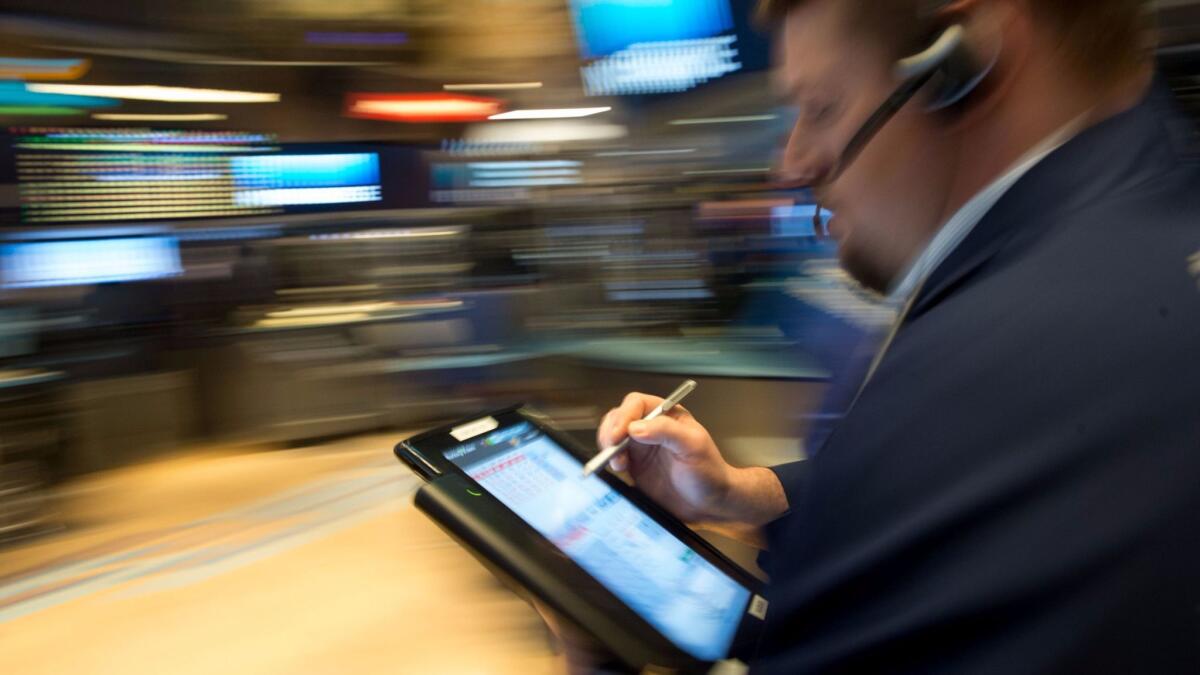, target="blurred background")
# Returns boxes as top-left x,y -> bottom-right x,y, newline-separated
0,1 -> 1199,672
